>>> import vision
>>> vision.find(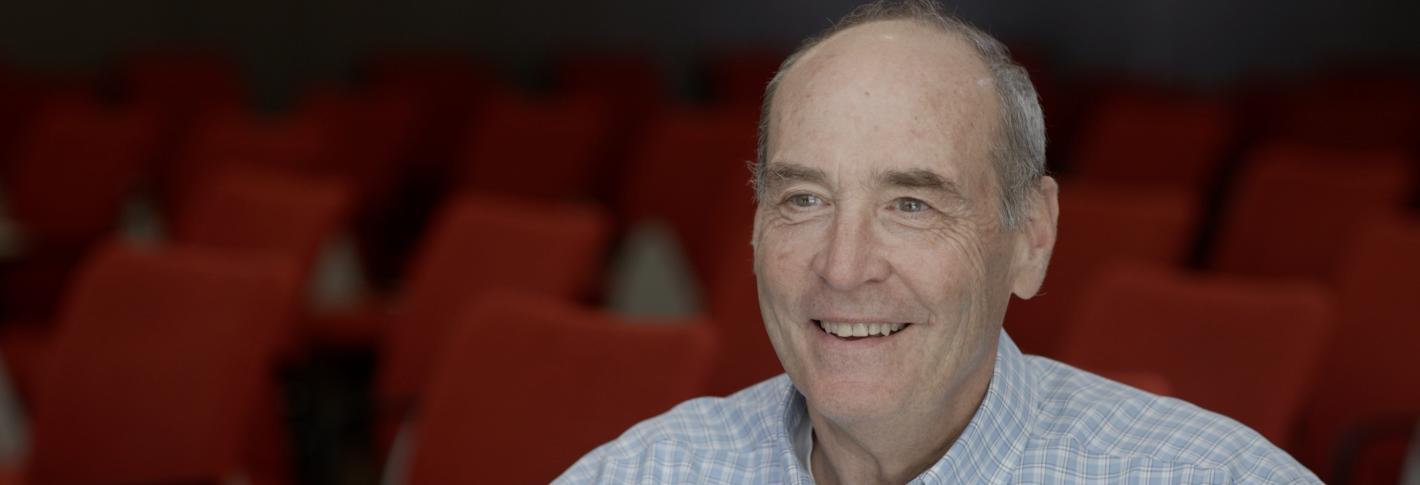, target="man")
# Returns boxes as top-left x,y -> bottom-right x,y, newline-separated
559,1 -> 1321,483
